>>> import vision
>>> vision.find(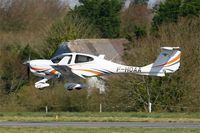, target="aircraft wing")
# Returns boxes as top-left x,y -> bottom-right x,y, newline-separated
51,65 -> 87,90
51,65 -> 85,79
